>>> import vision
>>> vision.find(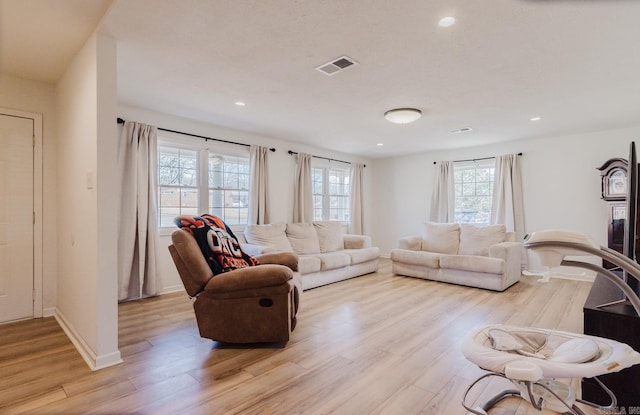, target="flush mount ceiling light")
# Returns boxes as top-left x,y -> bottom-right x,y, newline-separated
384,108 -> 422,124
